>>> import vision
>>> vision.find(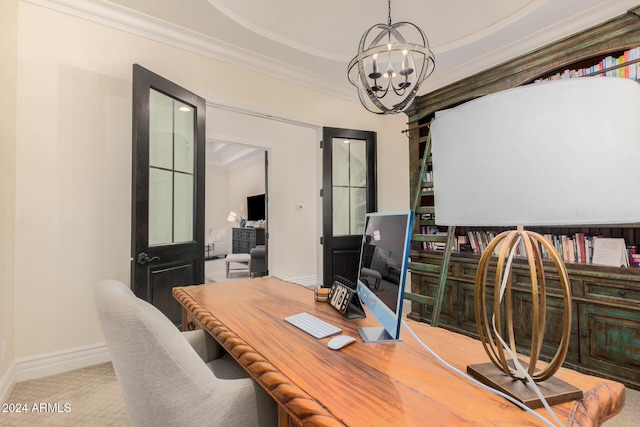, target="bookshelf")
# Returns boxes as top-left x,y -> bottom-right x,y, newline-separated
534,45 -> 640,81
459,229 -> 637,267
405,6 -> 640,390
